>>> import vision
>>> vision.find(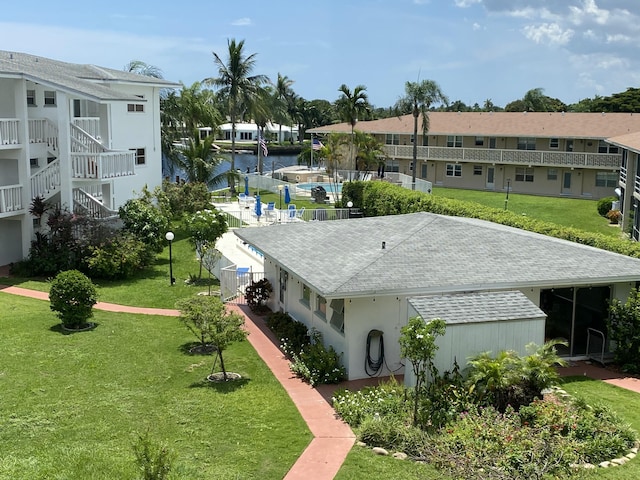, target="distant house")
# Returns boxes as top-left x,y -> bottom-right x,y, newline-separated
0,50 -> 179,267
235,212 -> 640,381
606,132 -> 640,240
215,121 -> 298,144
309,112 -> 640,200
